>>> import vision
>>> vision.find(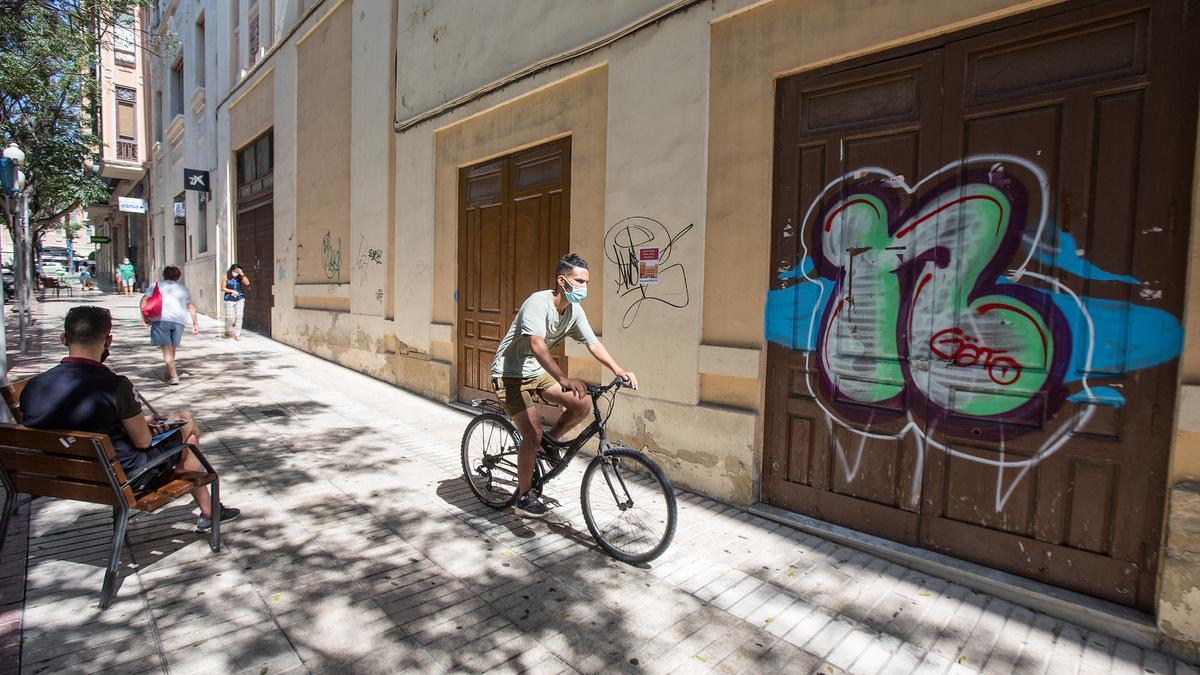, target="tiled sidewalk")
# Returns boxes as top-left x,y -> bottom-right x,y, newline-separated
4,293 -> 1198,674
